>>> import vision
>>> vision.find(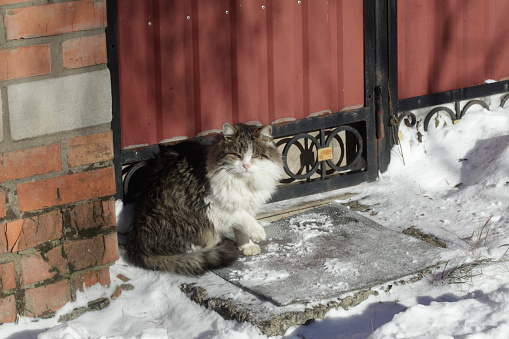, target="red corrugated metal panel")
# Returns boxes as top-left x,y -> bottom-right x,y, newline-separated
117,1 -> 157,148
118,0 -> 364,149
397,0 -> 509,100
